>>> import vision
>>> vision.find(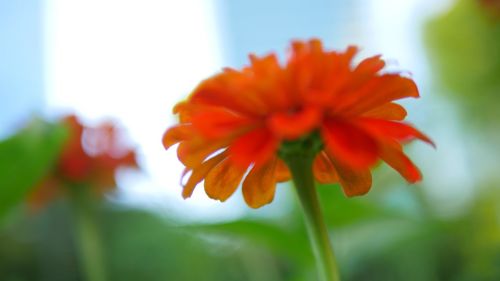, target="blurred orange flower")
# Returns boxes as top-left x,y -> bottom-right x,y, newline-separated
29,115 -> 138,209
163,39 -> 433,208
